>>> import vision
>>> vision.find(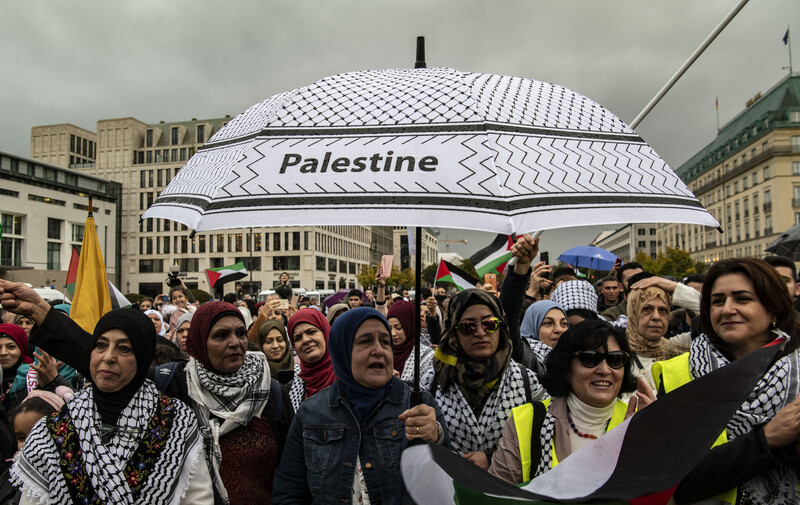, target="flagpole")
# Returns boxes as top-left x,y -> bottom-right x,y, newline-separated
788,26 -> 793,75
630,0 -> 750,129
411,36 -> 426,407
